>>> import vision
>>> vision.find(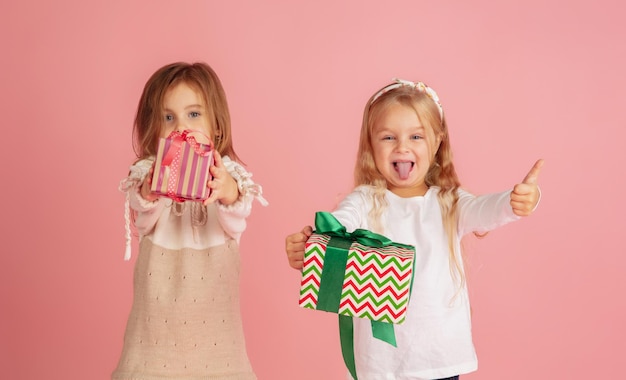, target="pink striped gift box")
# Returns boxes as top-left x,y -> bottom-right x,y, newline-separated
150,130 -> 214,202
